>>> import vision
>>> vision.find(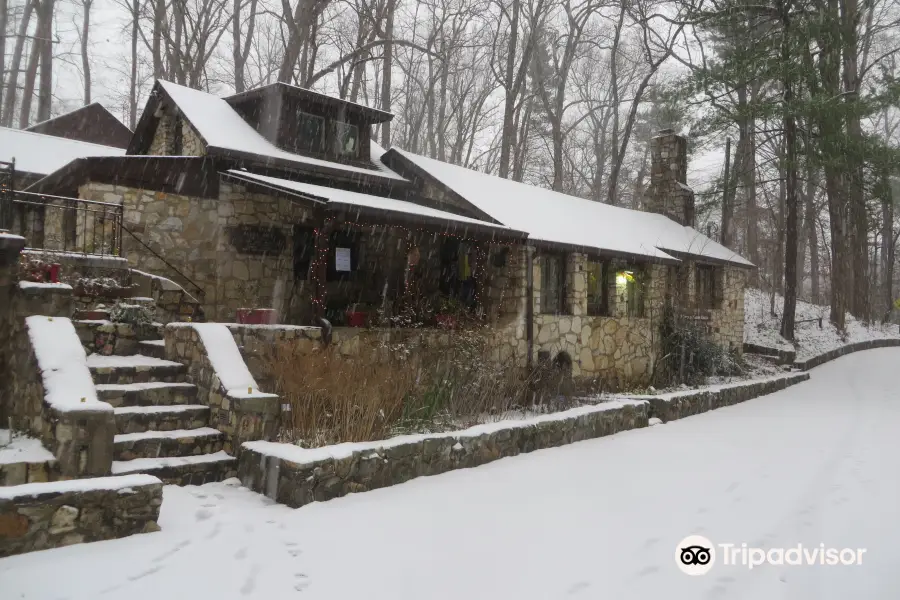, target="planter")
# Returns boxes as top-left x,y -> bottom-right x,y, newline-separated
434,314 -> 457,329
345,311 -> 368,327
236,308 -> 278,325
